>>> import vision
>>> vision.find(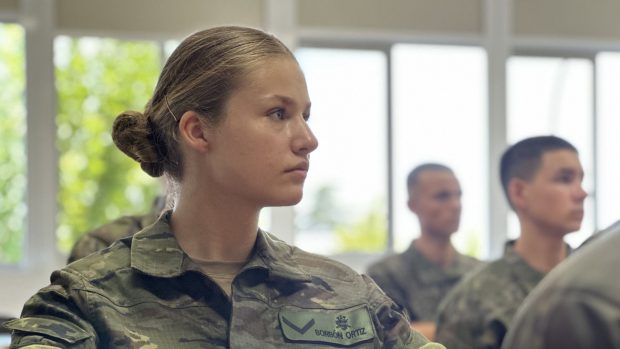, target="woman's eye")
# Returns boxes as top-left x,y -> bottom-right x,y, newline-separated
269,108 -> 286,120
